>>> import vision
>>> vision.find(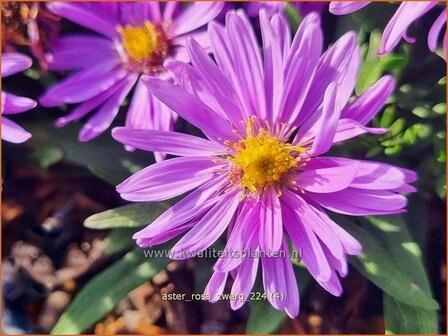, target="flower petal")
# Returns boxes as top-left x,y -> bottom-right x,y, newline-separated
2,117 -> 31,143
133,176 -> 225,247
342,75 -> 395,125
281,192 -> 332,282
332,118 -> 388,143
378,2 -> 437,55
309,82 -> 343,156
280,13 -> 322,126
296,161 -> 358,193
2,53 -> 32,77
307,188 -> 408,216
230,252 -> 259,310
170,190 -> 240,258
47,35 -> 115,71
186,38 -> 244,126
204,271 -> 228,302
260,10 -> 284,123
46,2 -> 120,39
117,156 -> 222,202
78,74 -> 138,141
428,9 -> 446,52
260,188 -> 283,252
55,76 -> 130,128
112,127 -> 226,157
226,11 -> 266,119
214,201 -> 260,272
40,61 -> 126,106
329,1 -> 370,15
173,2 -> 224,36
3,93 -> 37,114
143,77 -> 235,143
